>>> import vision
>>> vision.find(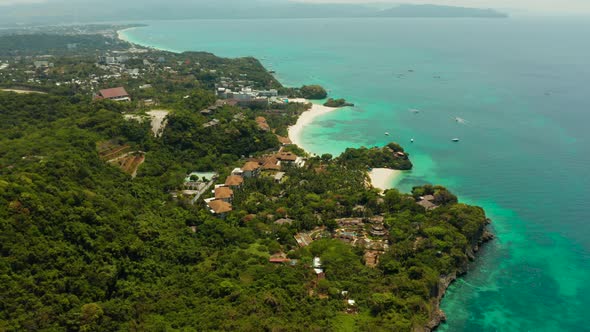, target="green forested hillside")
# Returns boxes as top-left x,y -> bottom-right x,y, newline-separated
0,90 -> 489,331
